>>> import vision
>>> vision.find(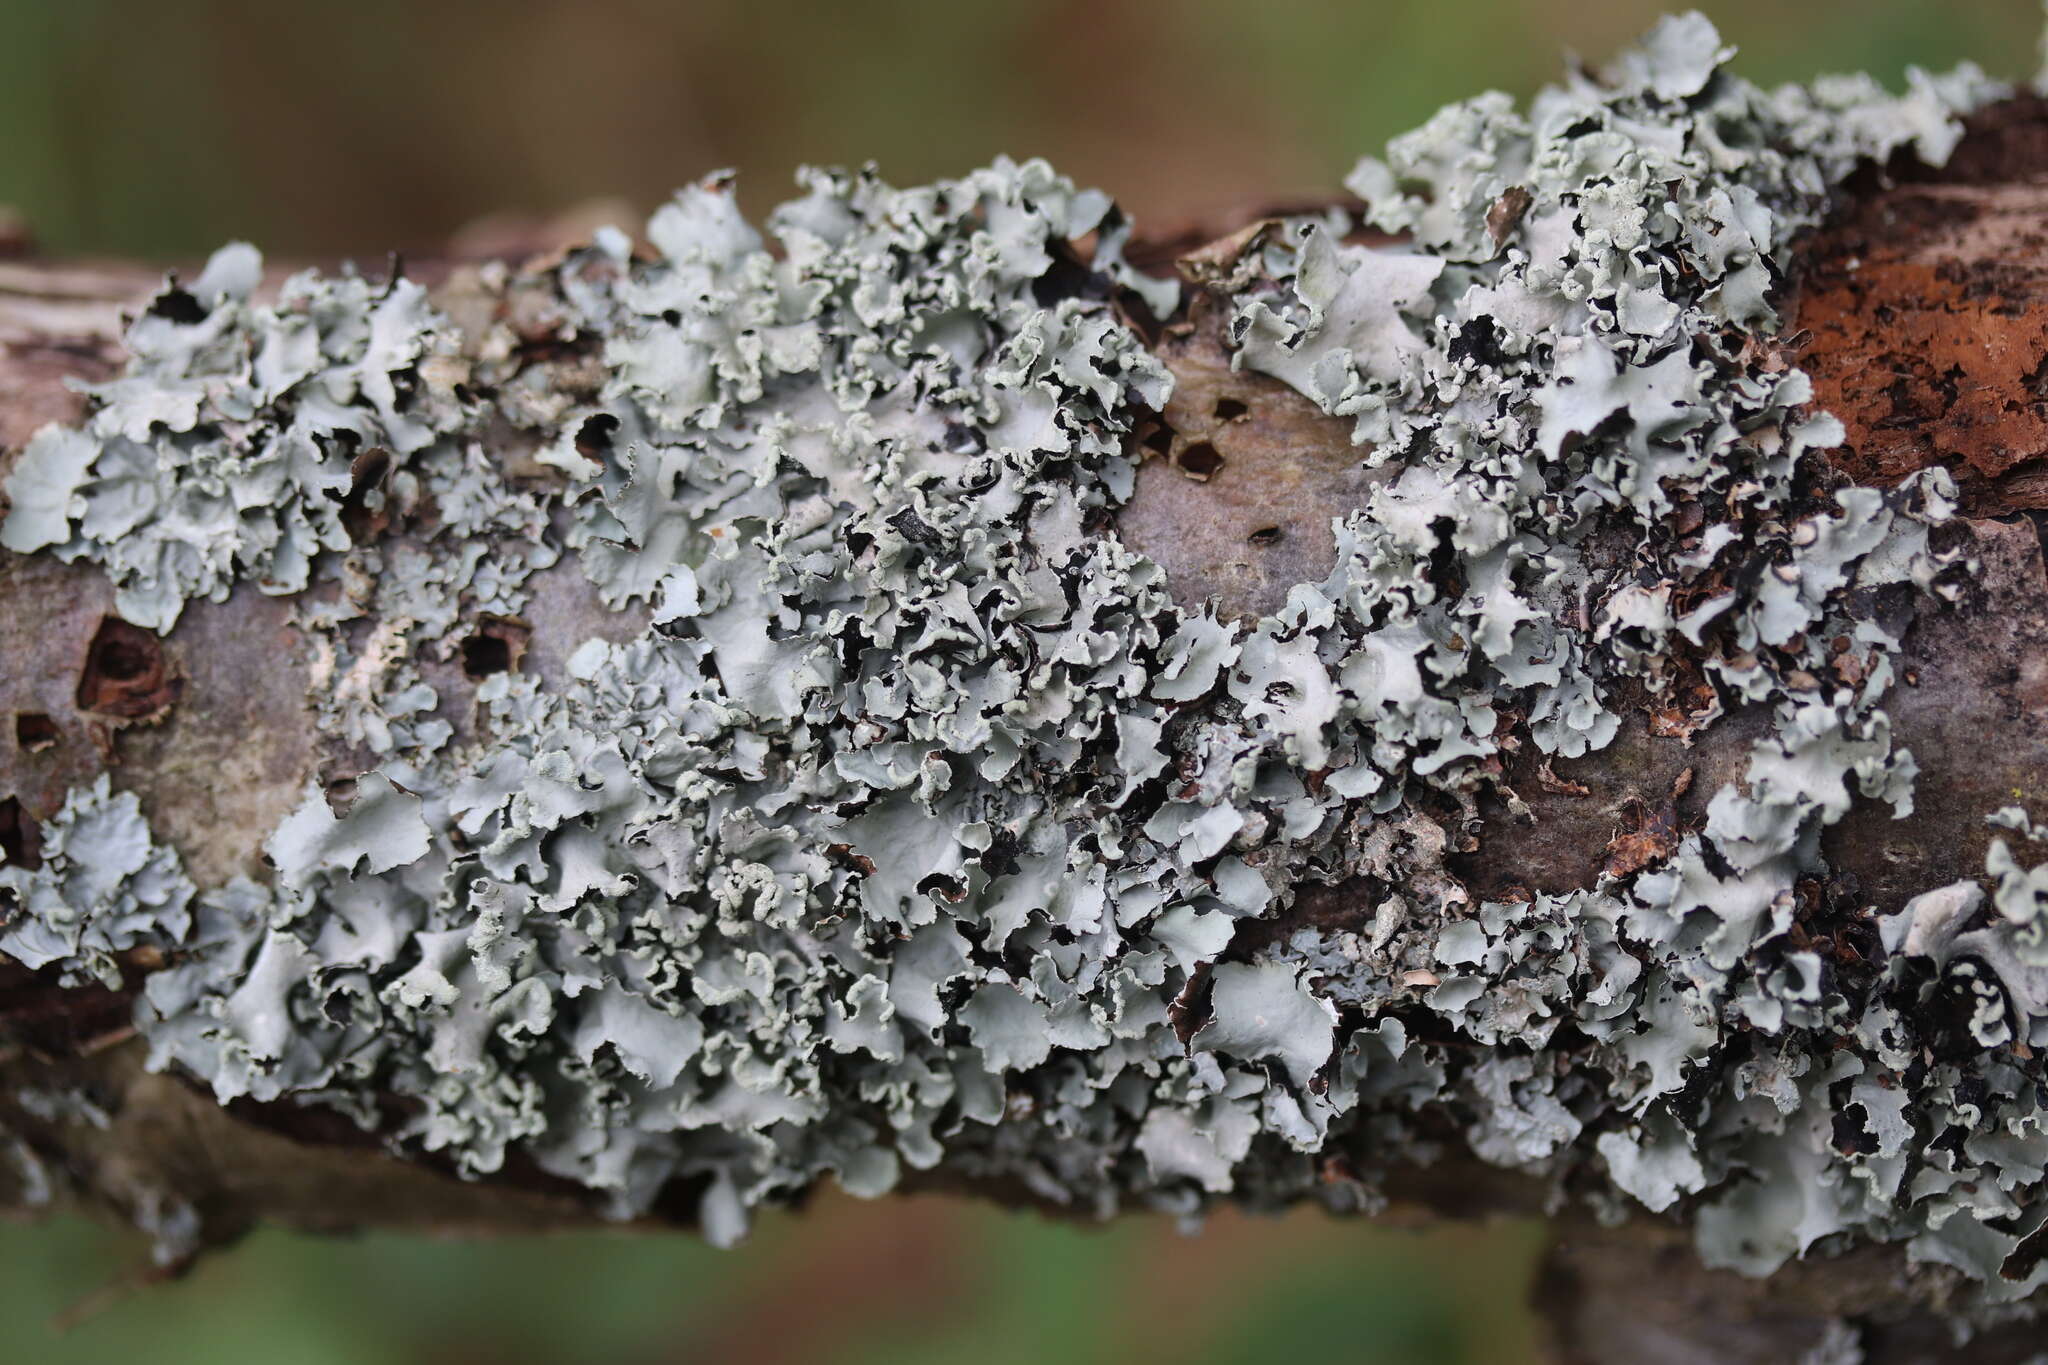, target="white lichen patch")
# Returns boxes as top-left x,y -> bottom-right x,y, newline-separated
7,12 -> 2048,1299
